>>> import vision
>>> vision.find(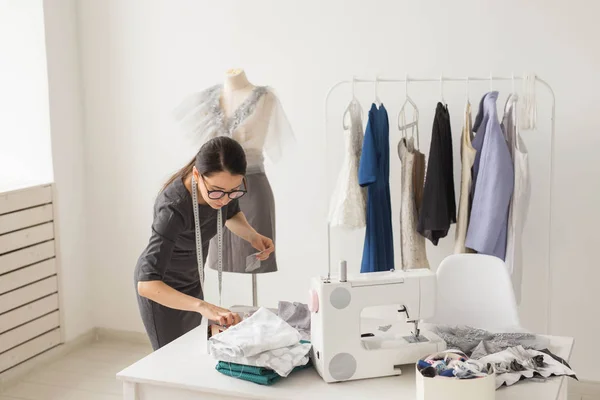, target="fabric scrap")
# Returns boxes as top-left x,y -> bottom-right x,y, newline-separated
431,325 -> 548,358
479,345 -> 576,389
